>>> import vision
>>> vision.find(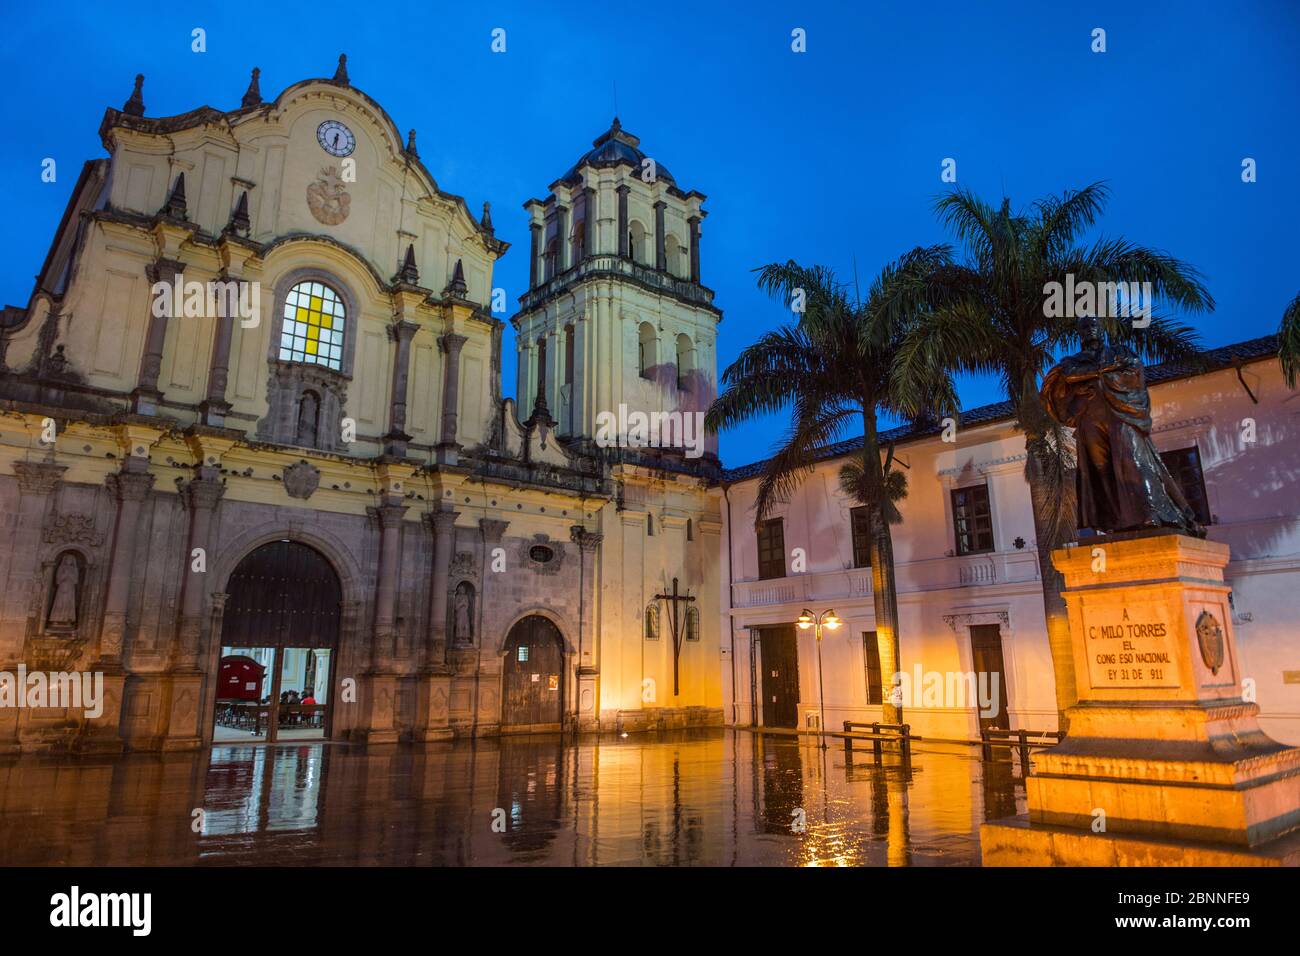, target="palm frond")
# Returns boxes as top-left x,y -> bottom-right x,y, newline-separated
1034,182 -> 1109,259
1071,237 -> 1215,312
838,454 -> 909,525
752,401 -> 856,523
